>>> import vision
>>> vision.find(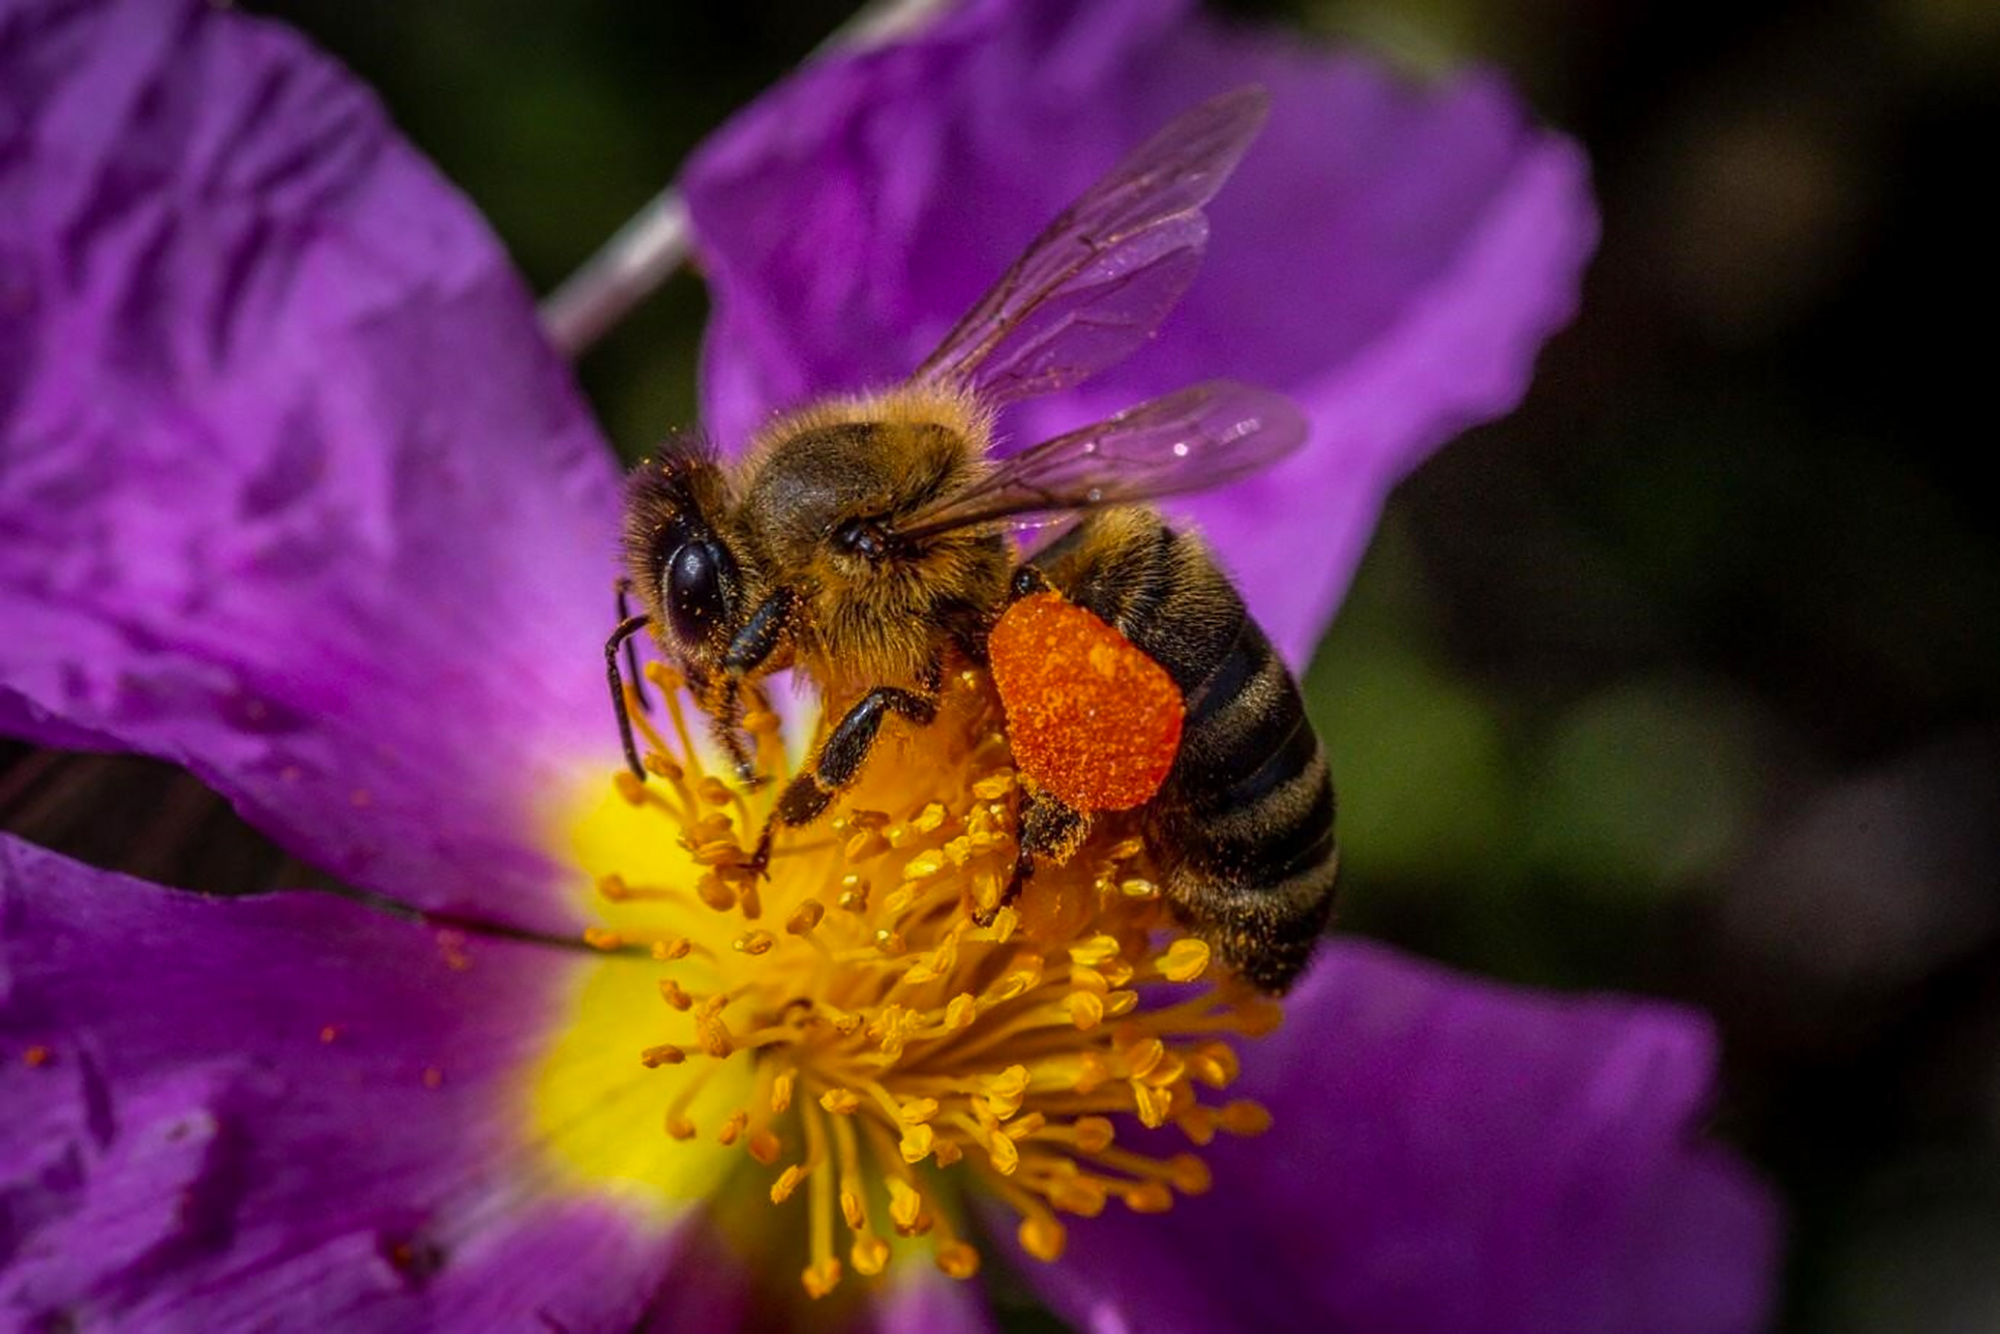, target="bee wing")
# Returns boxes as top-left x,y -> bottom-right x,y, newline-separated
894,380 -> 1308,540
910,87 -> 1268,407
